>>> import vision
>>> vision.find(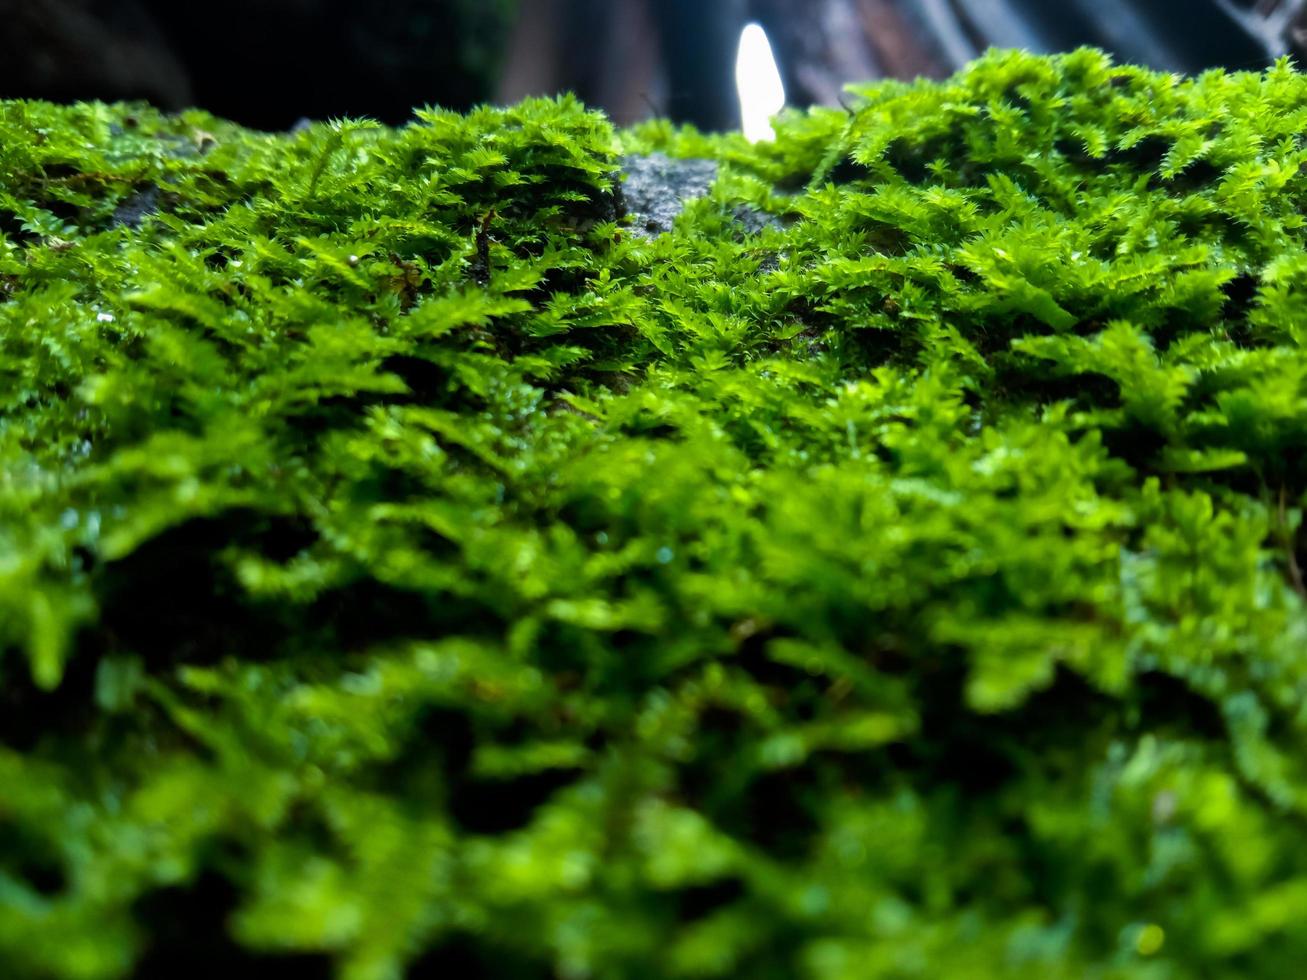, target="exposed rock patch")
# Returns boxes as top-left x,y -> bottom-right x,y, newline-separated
619,153 -> 720,237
